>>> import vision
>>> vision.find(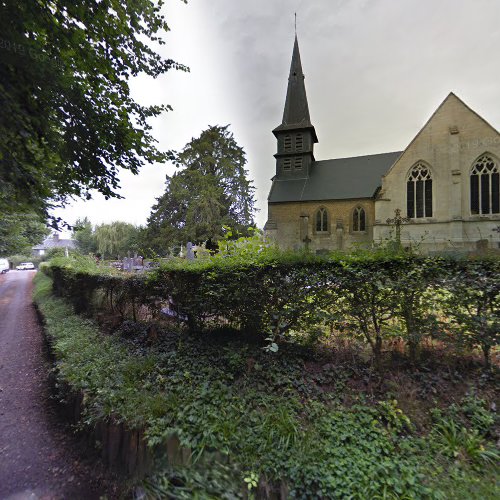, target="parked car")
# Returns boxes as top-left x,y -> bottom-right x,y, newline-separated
16,262 -> 35,271
0,258 -> 9,274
